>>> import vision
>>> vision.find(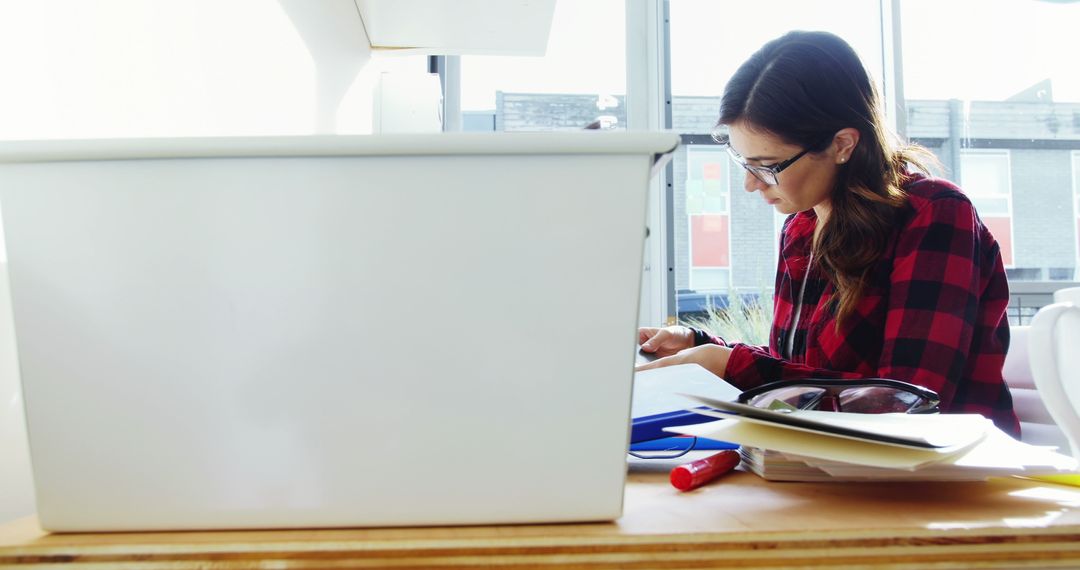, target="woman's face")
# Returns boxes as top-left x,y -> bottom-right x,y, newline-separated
726,121 -> 842,217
